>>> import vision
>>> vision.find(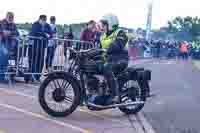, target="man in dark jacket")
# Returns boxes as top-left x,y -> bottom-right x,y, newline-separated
0,12 -> 19,60
64,26 -> 74,57
29,15 -> 52,82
